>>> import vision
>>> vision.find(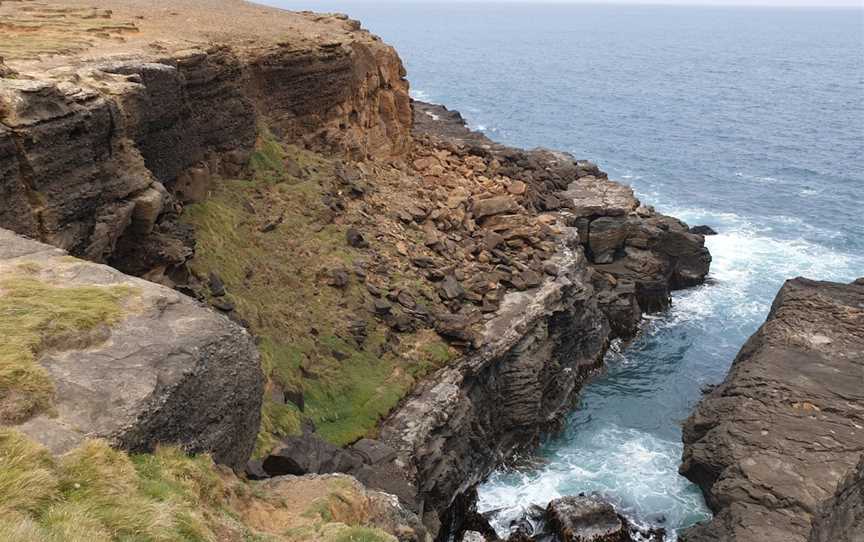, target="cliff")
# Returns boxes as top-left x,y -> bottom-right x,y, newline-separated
680,278 -> 864,542
0,1 -> 711,540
